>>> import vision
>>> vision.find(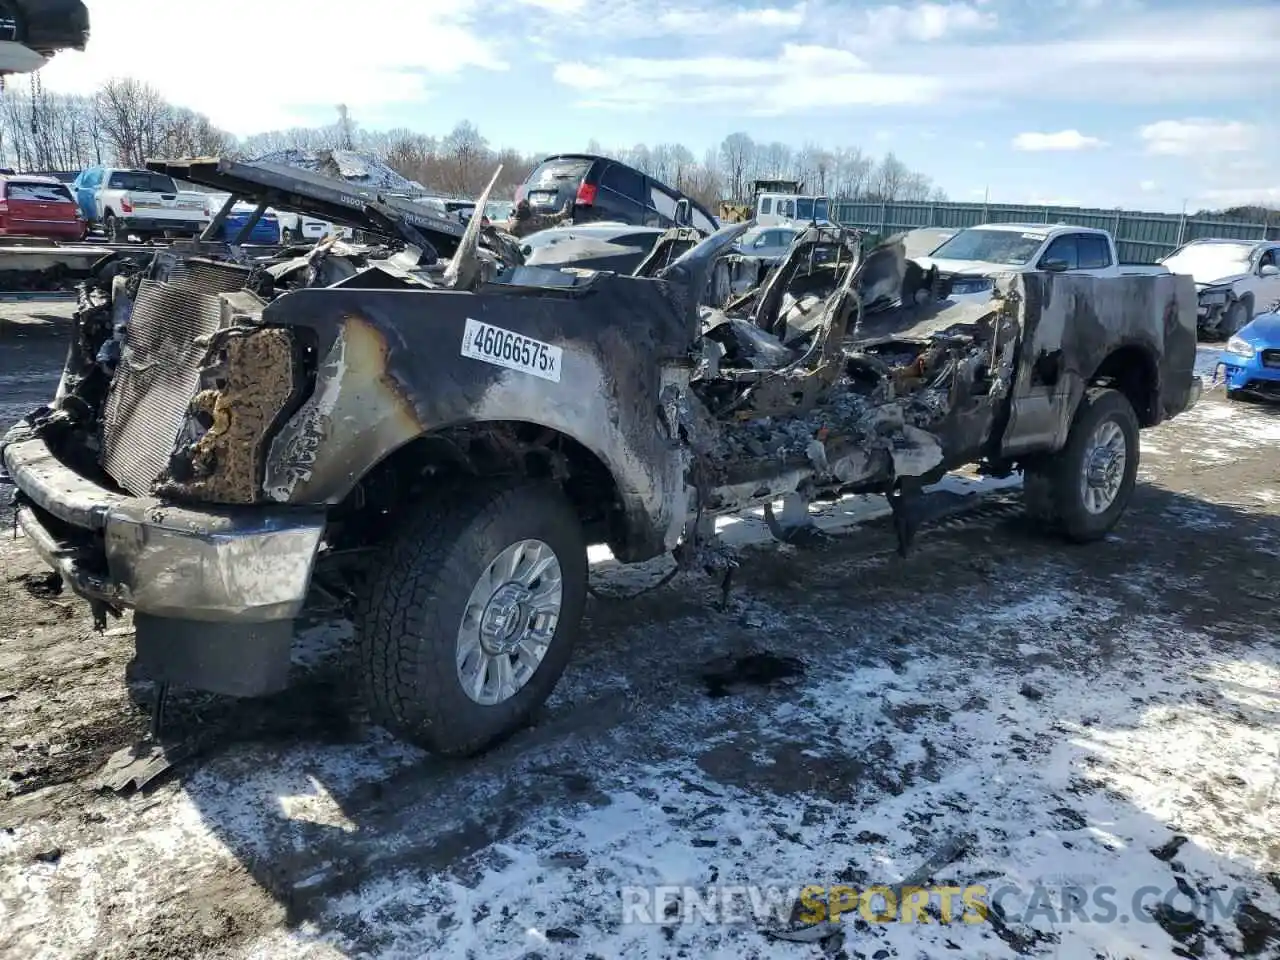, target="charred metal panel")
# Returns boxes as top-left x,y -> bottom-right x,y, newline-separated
259,274 -> 697,561
999,272 -> 1197,457
262,317 -> 422,506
